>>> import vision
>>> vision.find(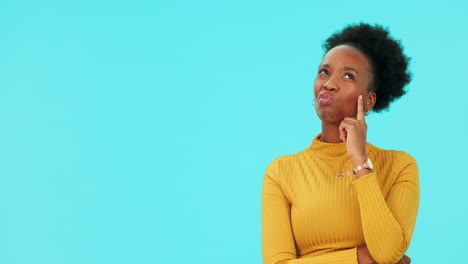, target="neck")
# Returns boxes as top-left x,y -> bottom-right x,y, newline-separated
320,122 -> 343,143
